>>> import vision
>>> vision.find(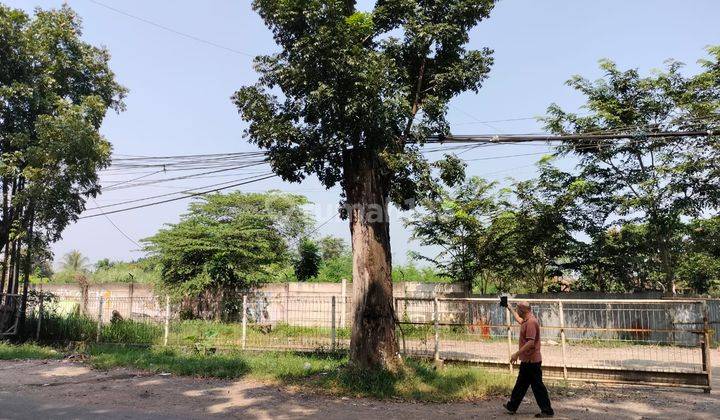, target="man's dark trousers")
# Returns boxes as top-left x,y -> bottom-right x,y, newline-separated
507,362 -> 553,414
